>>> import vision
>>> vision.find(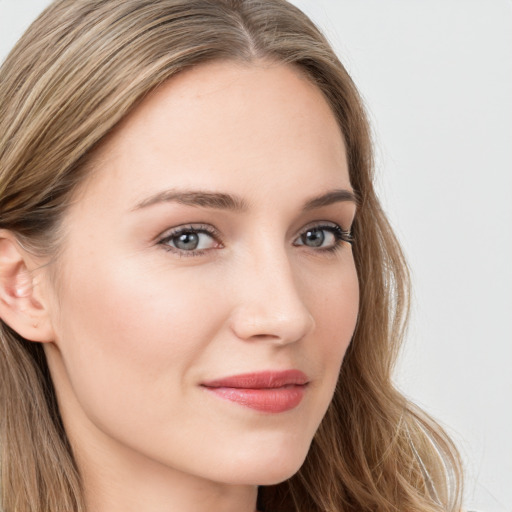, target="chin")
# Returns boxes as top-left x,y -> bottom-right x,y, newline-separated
254,464 -> 304,486
216,437 -> 311,486
224,462 -> 306,487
